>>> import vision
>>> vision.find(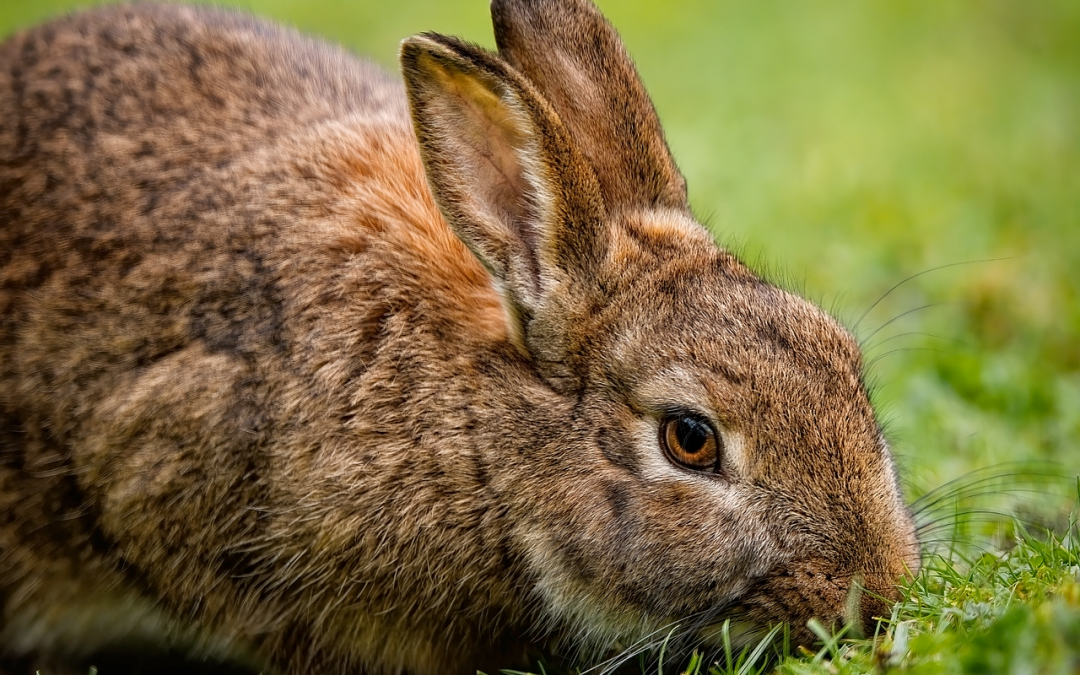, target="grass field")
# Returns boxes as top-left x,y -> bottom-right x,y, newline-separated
2,1 -> 1078,673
